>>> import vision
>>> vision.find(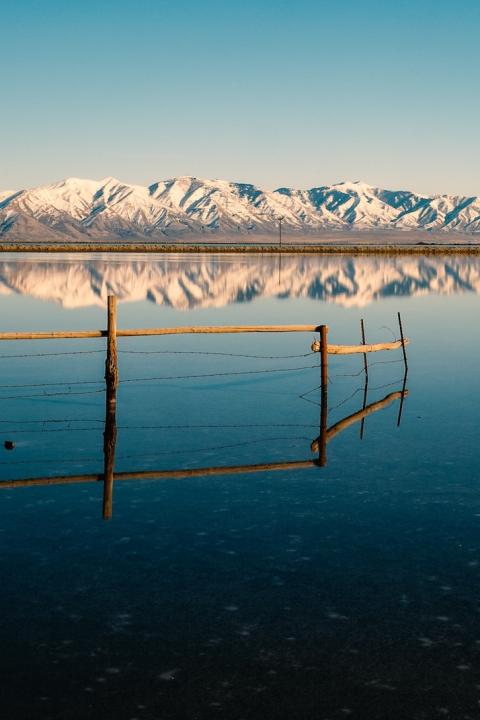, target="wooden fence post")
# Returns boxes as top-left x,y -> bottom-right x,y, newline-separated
103,295 -> 118,519
320,325 -> 328,390
319,325 -> 328,466
105,296 -> 118,392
